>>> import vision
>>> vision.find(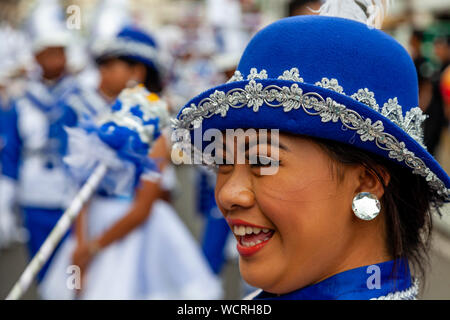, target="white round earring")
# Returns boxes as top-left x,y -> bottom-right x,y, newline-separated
352,192 -> 381,221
